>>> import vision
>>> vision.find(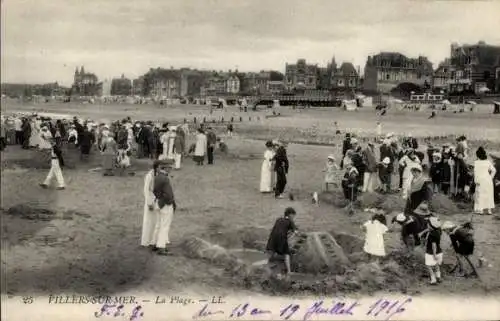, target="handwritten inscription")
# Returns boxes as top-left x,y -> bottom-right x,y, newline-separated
94,303 -> 144,321
193,297 -> 412,320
